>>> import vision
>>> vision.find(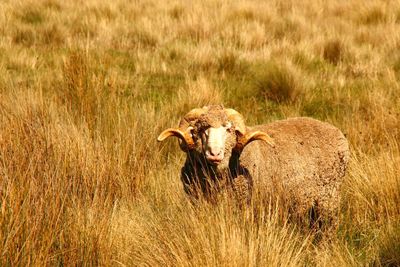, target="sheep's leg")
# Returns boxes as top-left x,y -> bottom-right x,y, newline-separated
316,189 -> 340,233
